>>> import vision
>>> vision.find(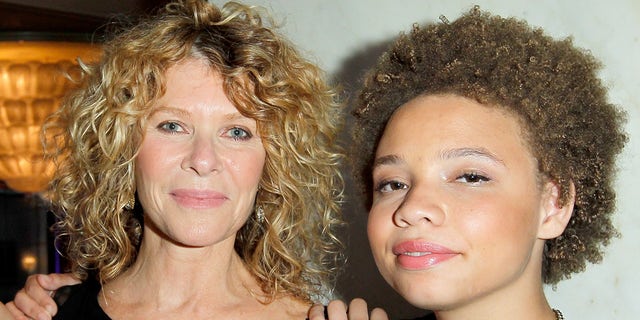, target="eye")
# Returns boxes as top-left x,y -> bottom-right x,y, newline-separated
225,127 -> 252,140
375,180 -> 408,193
455,172 -> 491,184
158,121 -> 186,134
